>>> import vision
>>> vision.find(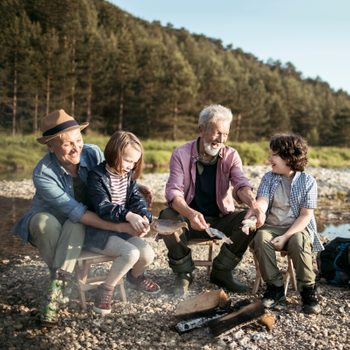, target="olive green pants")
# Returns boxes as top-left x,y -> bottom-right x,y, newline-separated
251,227 -> 316,290
29,212 -> 85,274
